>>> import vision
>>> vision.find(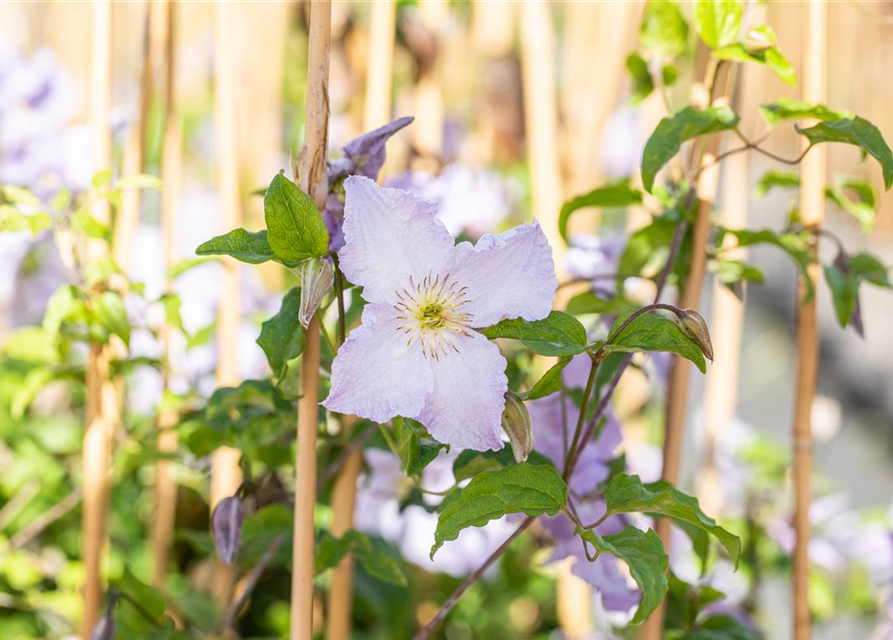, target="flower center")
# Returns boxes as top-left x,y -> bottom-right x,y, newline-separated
395,272 -> 472,360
